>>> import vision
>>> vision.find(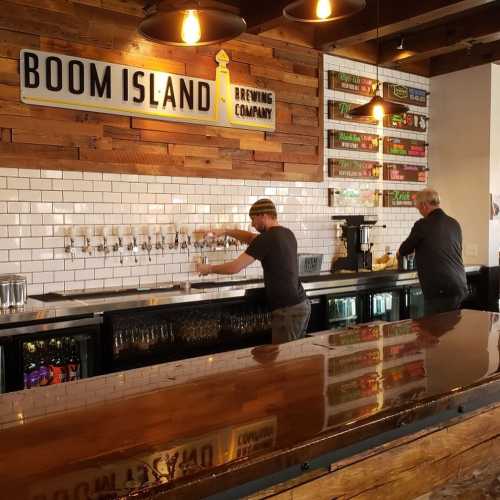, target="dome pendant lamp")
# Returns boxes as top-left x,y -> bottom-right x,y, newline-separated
139,1 -> 247,47
283,0 -> 366,23
349,0 -> 408,120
